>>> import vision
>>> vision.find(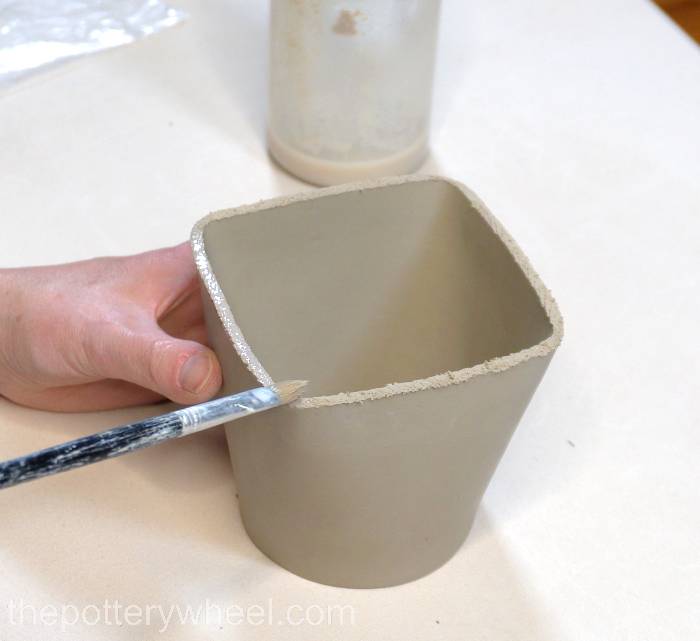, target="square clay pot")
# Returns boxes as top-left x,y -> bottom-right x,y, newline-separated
191,175 -> 562,588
